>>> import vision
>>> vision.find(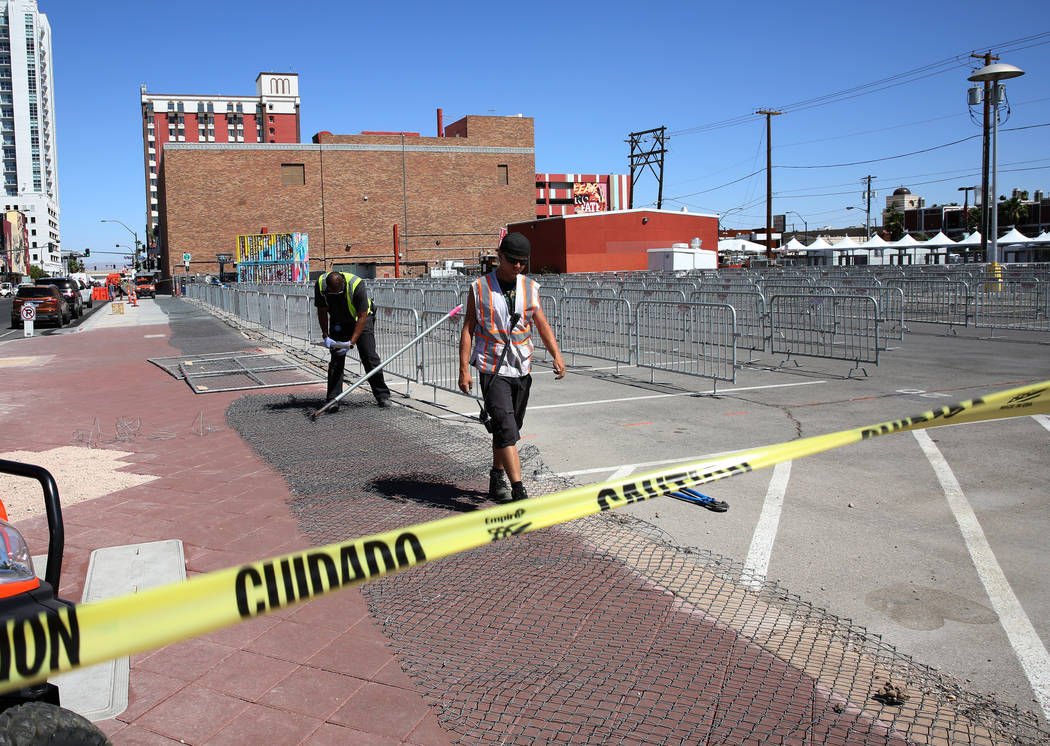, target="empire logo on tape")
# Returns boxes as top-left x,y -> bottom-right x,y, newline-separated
1,380 -> 1047,693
